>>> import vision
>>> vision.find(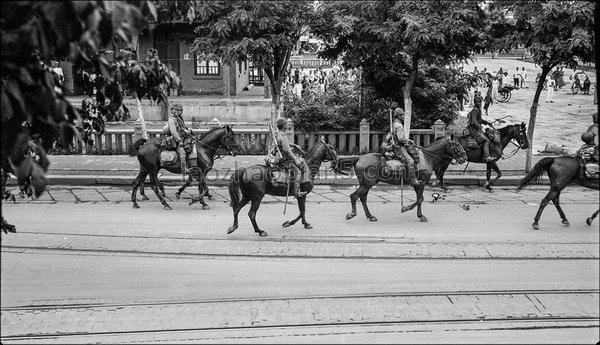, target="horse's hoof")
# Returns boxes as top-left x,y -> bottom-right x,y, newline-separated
227,226 -> 237,234
164,205 -> 172,210
487,187 -> 494,193
207,194 -> 214,200
141,195 -> 149,201
368,216 -> 378,222
586,217 -> 594,226
202,204 -> 210,210
282,221 -> 292,228
175,192 -> 181,199
420,216 -> 428,222
346,213 -> 356,220
562,219 -> 570,226
532,223 -> 539,230
304,223 -> 313,229
401,206 -> 410,213
258,230 -> 268,237
133,203 -> 140,209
